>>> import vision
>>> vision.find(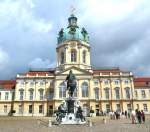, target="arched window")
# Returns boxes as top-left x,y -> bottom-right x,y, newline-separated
71,49 -> 77,62
29,88 -> 34,101
94,88 -> 99,100
61,52 -> 65,64
82,50 -> 86,63
125,87 -> 130,99
39,89 -> 44,100
81,82 -> 88,97
59,82 -> 66,98
115,87 -> 120,99
104,88 -> 109,99
19,89 -> 24,101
